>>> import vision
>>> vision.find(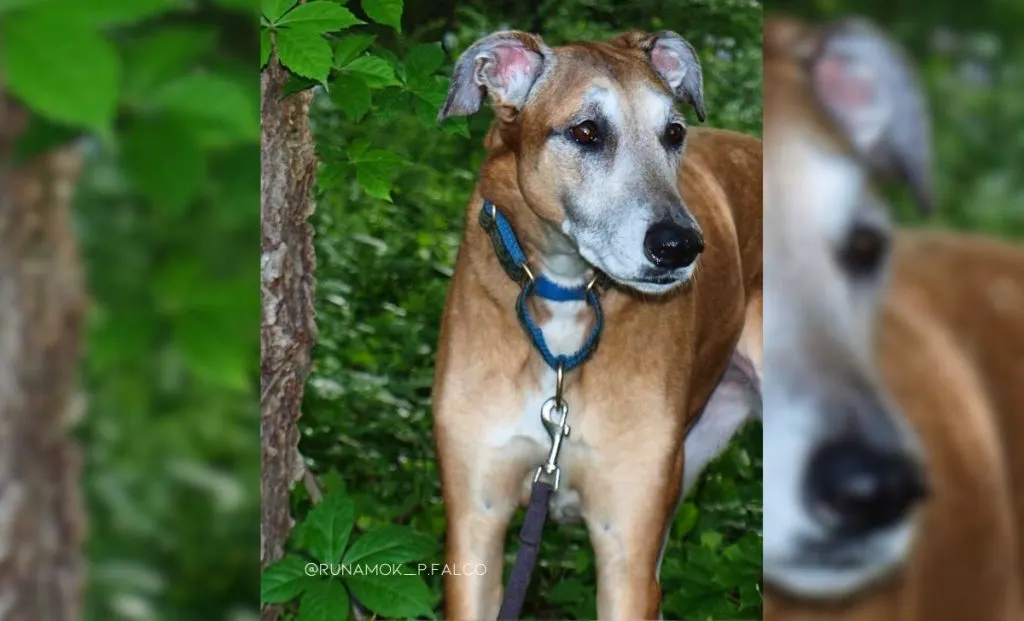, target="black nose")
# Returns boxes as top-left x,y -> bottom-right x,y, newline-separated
643,221 -> 704,269
805,439 -> 927,537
